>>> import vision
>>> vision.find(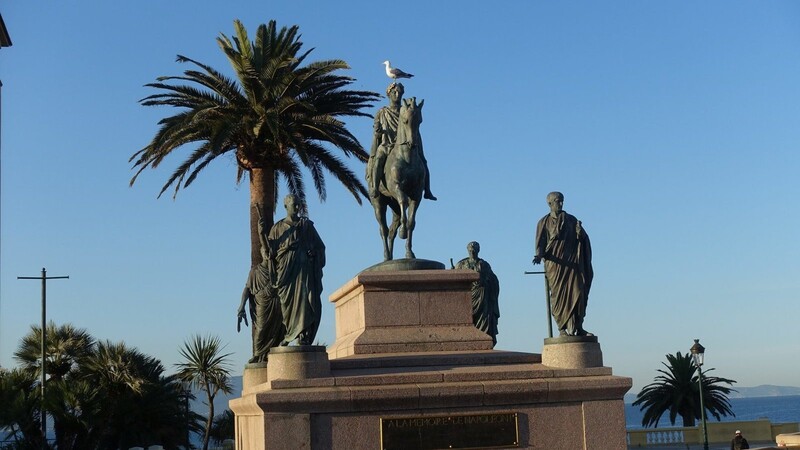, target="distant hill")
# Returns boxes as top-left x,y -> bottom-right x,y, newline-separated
624,384 -> 800,403
728,385 -> 800,399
